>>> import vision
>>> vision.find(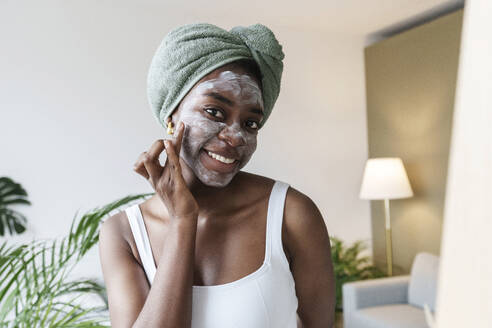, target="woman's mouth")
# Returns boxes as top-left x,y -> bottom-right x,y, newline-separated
199,148 -> 239,173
